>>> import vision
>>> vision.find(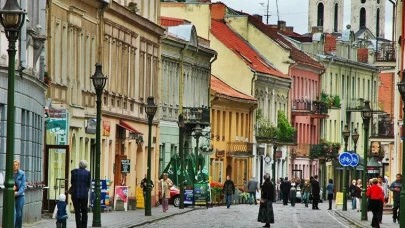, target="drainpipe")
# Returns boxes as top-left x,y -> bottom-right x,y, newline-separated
39,0 -> 46,81
209,54 -> 217,109
179,43 -> 189,114
20,0 -> 27,72
250,68 -> 258,183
